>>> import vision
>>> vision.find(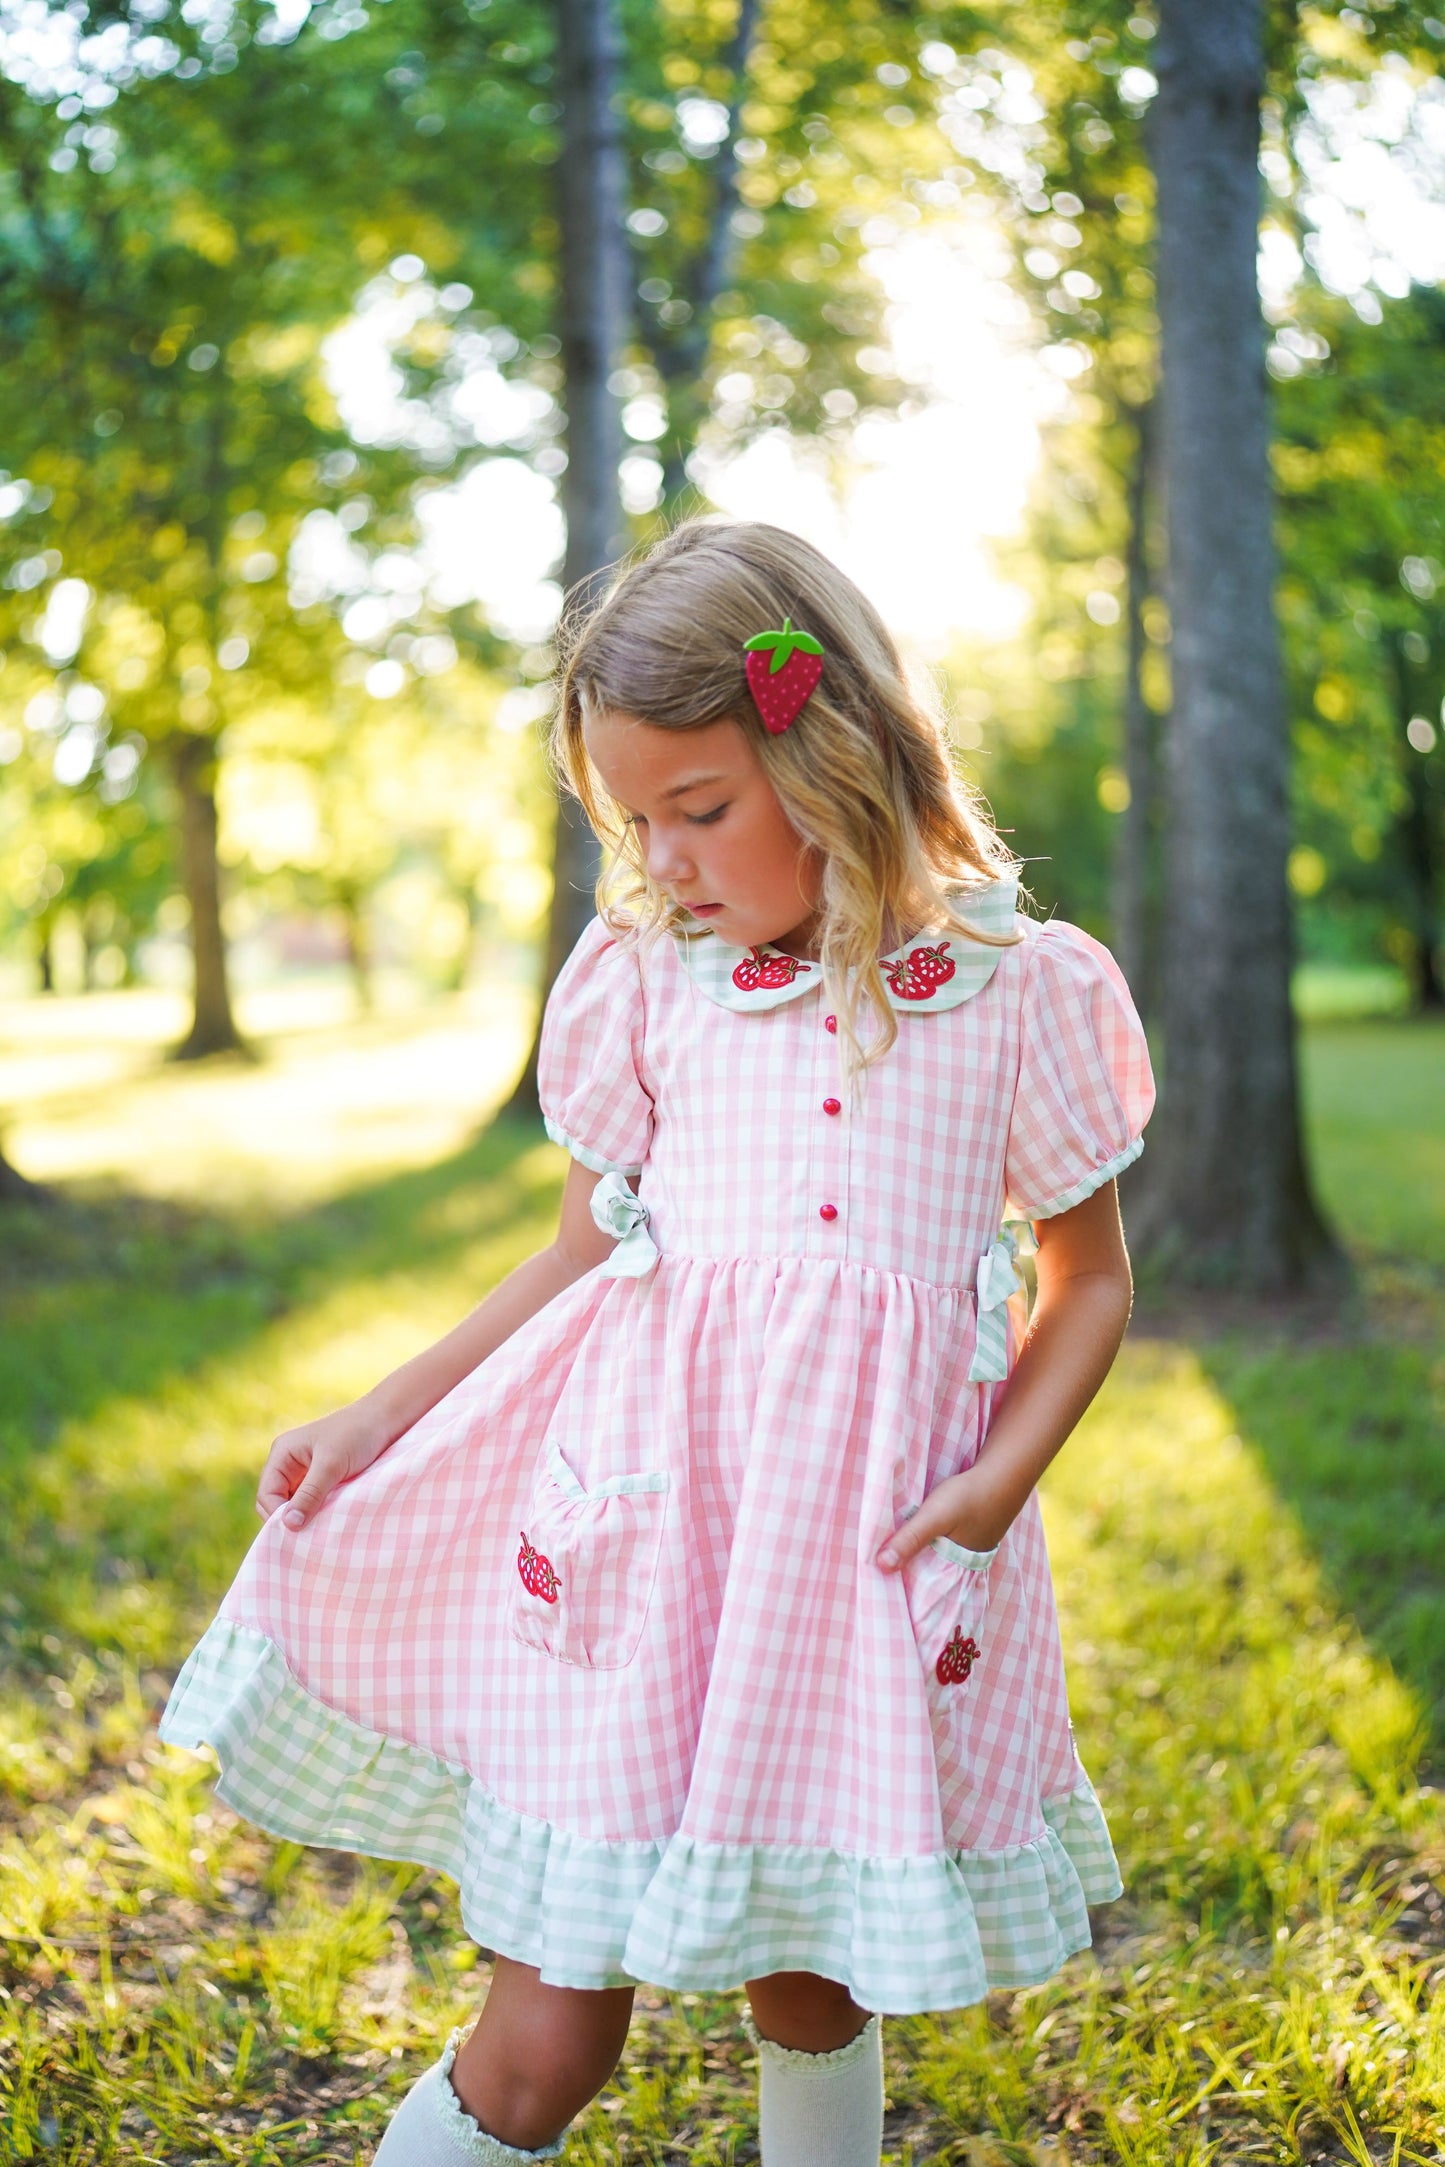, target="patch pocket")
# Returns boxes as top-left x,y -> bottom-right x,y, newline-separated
903,1535 -> 999,1694
507,1440 -> 670,1670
